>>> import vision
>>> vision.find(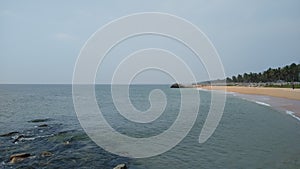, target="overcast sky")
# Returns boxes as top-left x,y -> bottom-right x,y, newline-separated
1,0 -> 299,84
